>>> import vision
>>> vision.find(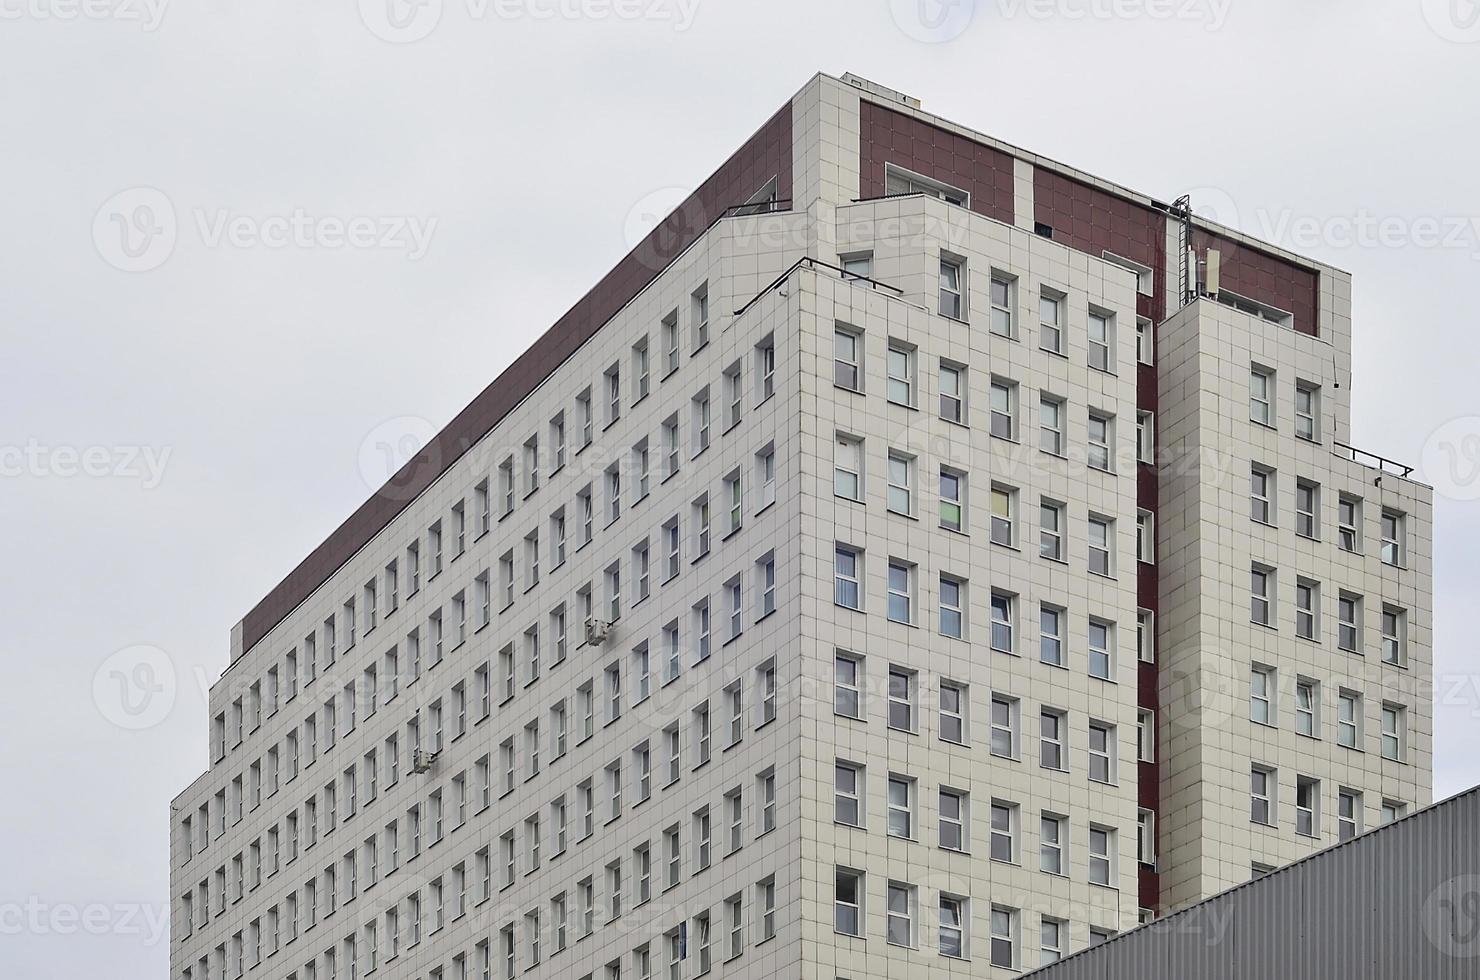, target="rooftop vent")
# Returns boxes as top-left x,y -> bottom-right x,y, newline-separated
840,73 -> 921,109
